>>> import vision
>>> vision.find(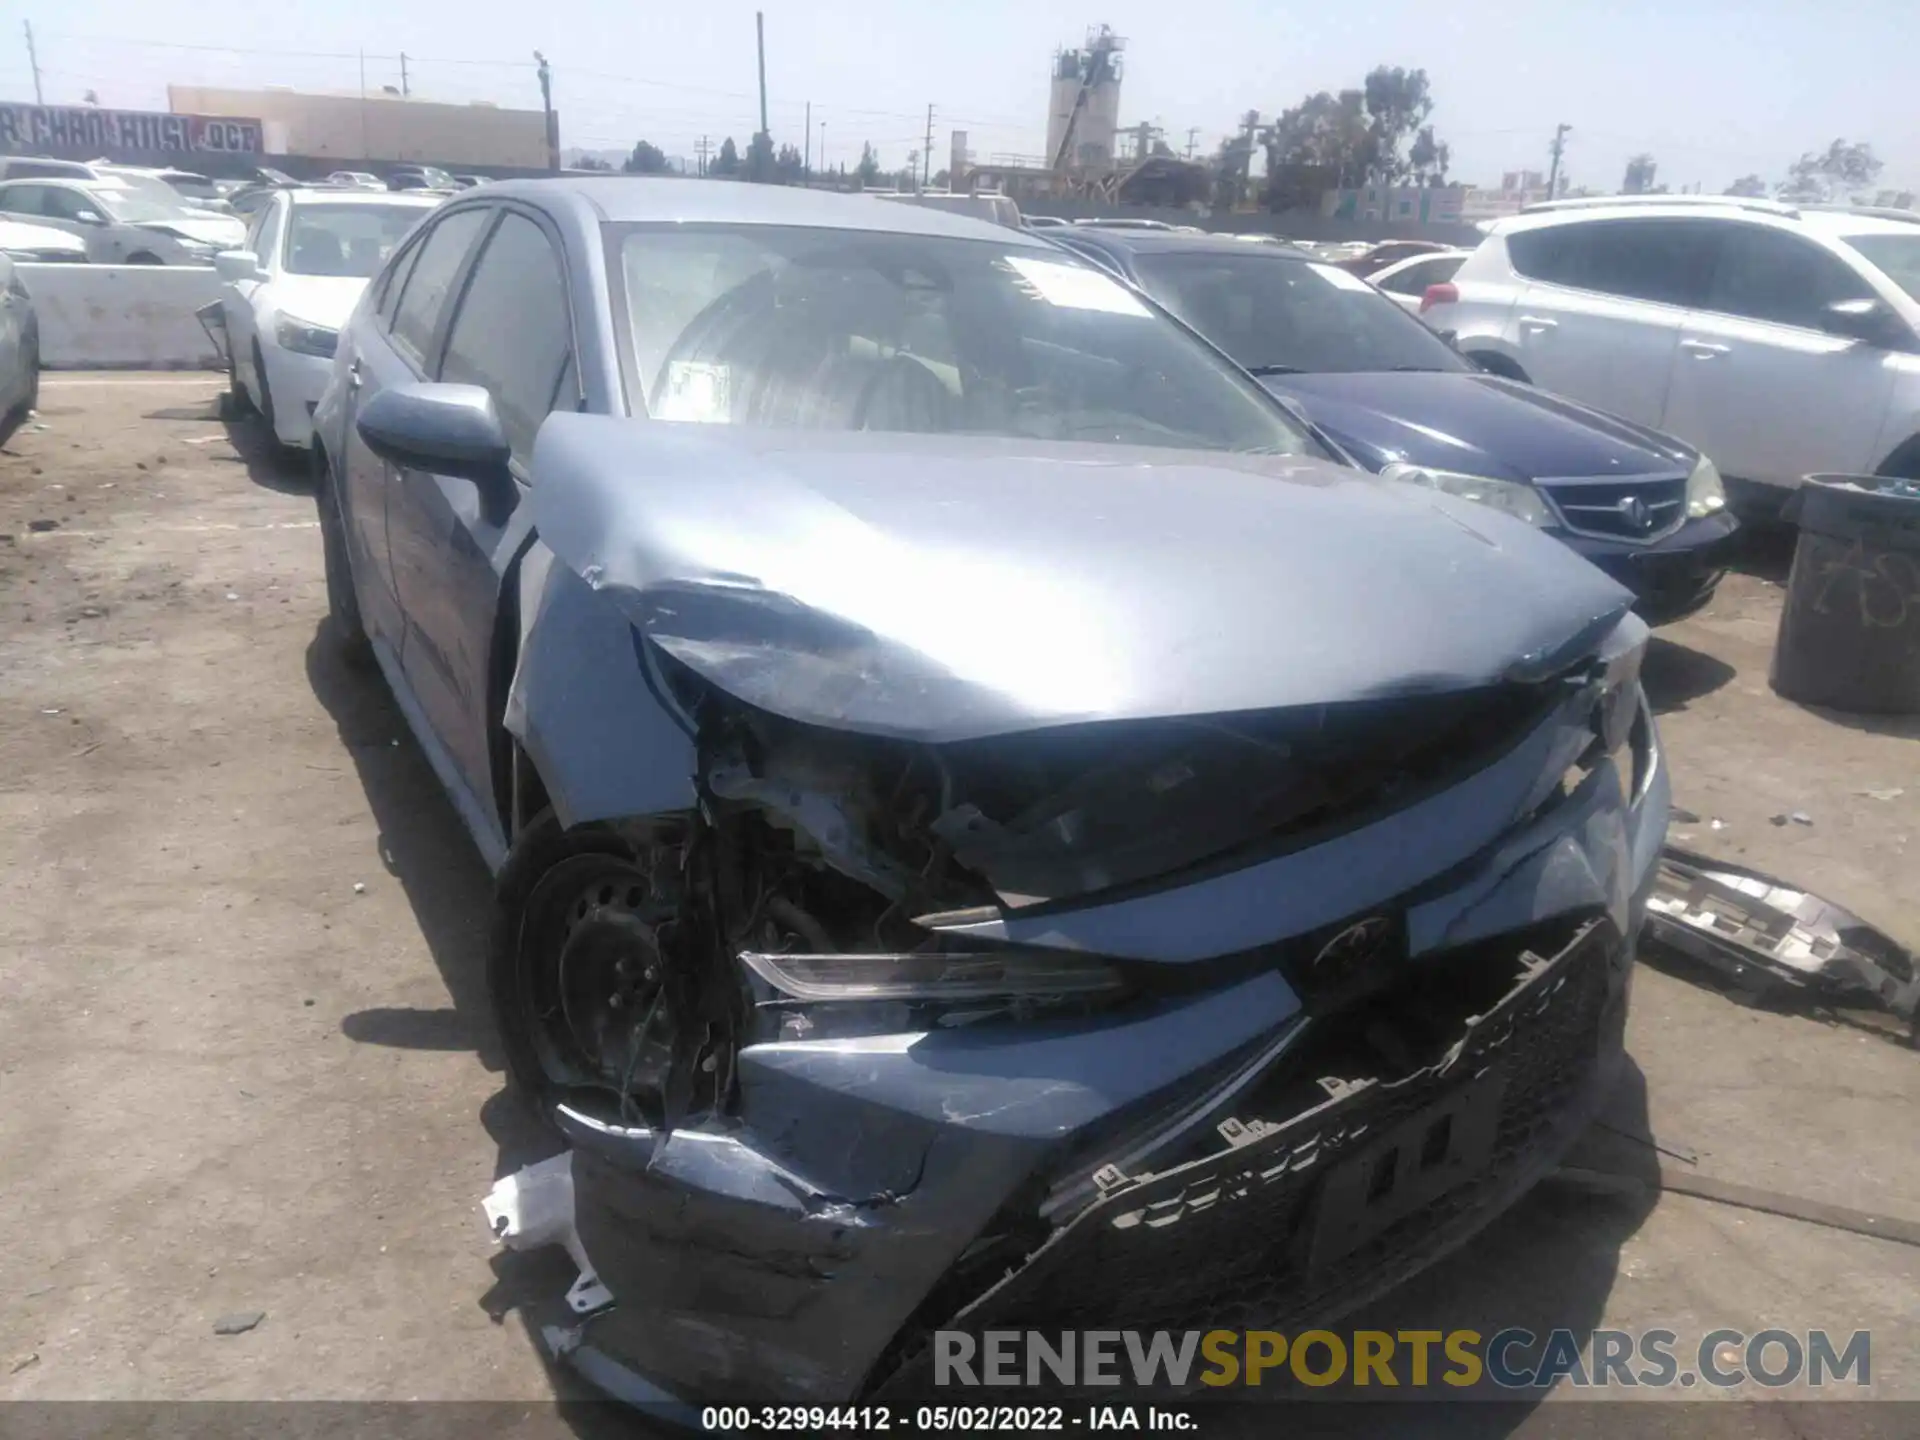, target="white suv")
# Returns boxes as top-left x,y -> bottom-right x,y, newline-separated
1423,197 -> 1920,508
